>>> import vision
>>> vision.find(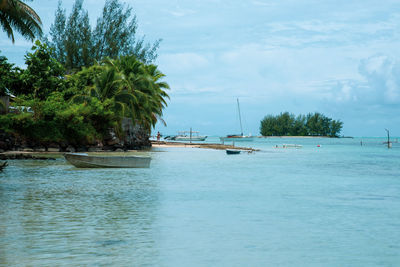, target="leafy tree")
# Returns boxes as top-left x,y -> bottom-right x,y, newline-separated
330,120 -> 343,137
291,114 -> 307,136
306,112 -> 321,136
1,36 -> 169,149
0,53 -> 14,95
306,112 -> 332,136
71,55 -> 170,132
106,55 -> 169,129
0,0 -> 42,43
260,112 -> 343,137
48,1 -> 66,65
73,66 -> 136,118
0,52 -> 24,97
64,0 -> 92,71
62,64 -> 104,100
260,115 -> 277,136
92,0 -> 160,63
1,92 -> 117,148
47,0 -> 160,72
18,40 -> 66,100
276,112 -> 295,135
